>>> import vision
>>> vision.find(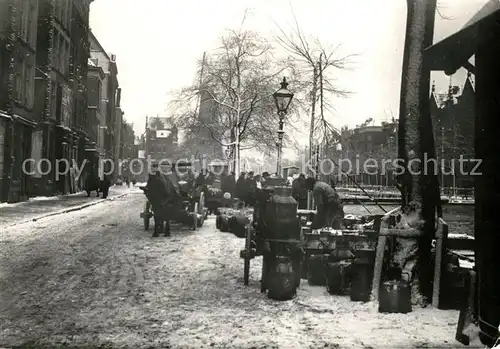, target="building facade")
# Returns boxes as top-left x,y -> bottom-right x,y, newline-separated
0,0 -> 39,202
430,76 -> 475,190
31,0 -> 93,197
339,121 -> 398,186
88,30 -> 119,179
86,57 -> 104,176
144,116 -> 178,160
